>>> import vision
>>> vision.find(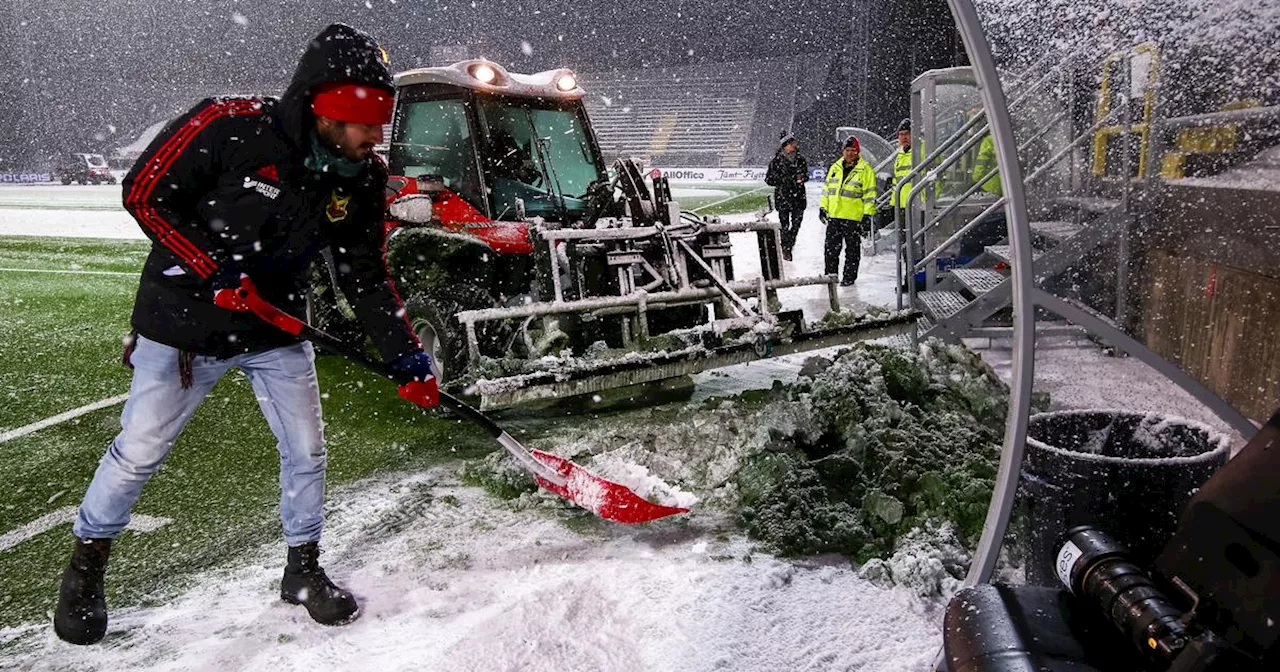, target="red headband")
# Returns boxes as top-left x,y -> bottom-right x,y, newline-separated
311,83 -> 394,125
